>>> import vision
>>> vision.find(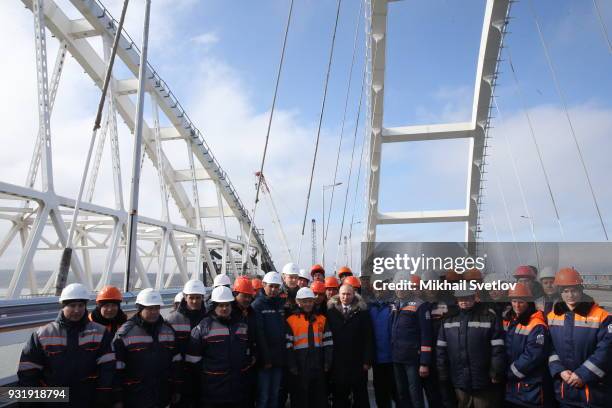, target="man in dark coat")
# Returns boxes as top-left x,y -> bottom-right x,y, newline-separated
327,283 -> 374,407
